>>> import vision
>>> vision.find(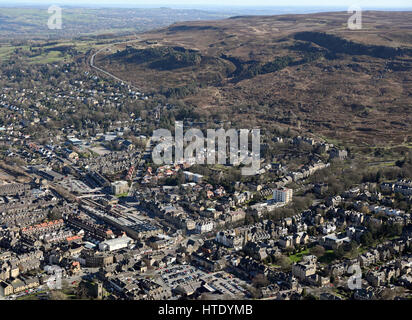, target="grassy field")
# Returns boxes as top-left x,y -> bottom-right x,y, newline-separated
0,38 -> 110,65
27,50 -> 66,64
289,249 -> 309,263
115,192 -> 129,198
